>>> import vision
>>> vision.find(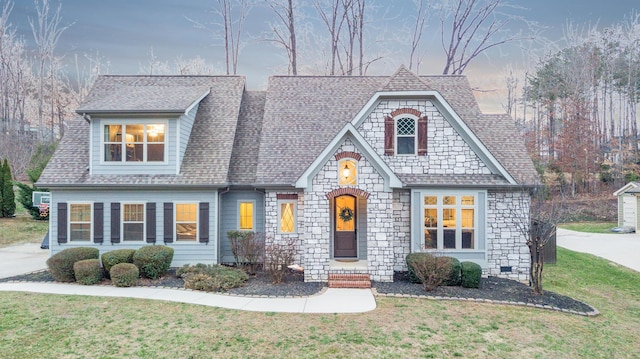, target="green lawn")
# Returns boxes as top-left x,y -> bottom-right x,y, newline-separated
0,205 -> 49,247
1,247 -> 639,358
558,221 -> 618,233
